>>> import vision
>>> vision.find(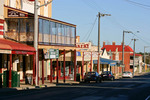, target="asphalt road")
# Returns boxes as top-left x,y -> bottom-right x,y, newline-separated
1,73 -> 150,100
